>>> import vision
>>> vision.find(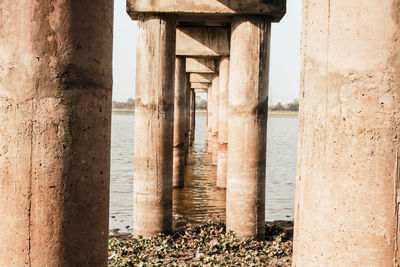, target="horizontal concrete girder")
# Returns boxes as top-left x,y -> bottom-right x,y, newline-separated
186,58 -> 219,74
127,0 -> 286,22
190,73 -> 214,83
194,88 -> 207,93
177,27 -> 230,57
191,83 -> 210,89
